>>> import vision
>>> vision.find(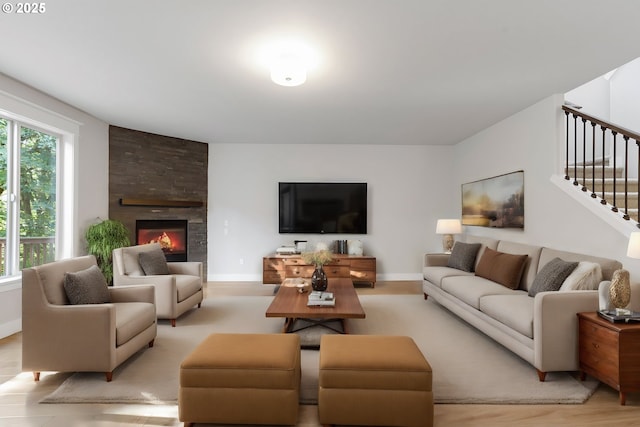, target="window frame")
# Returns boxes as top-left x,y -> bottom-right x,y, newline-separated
0,90 -> 79,288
